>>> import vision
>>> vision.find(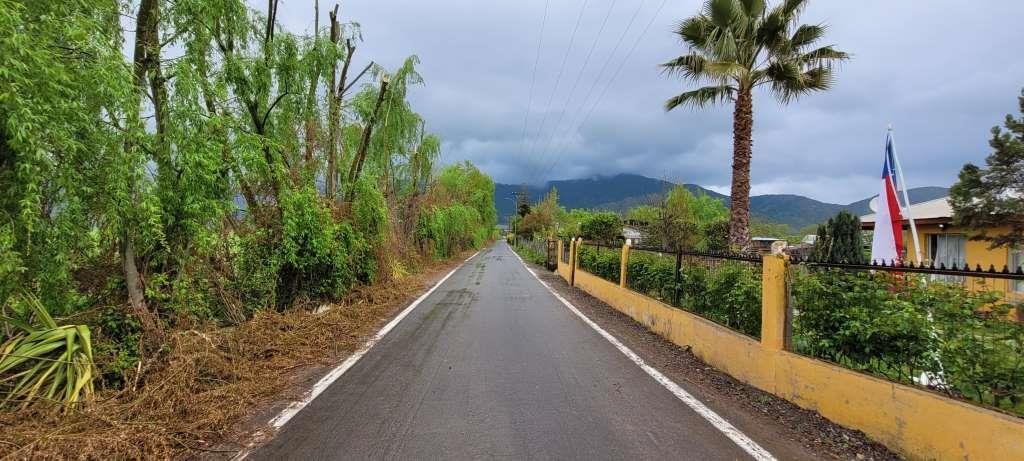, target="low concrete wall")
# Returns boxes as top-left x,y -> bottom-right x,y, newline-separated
566,261 -> 1024,461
